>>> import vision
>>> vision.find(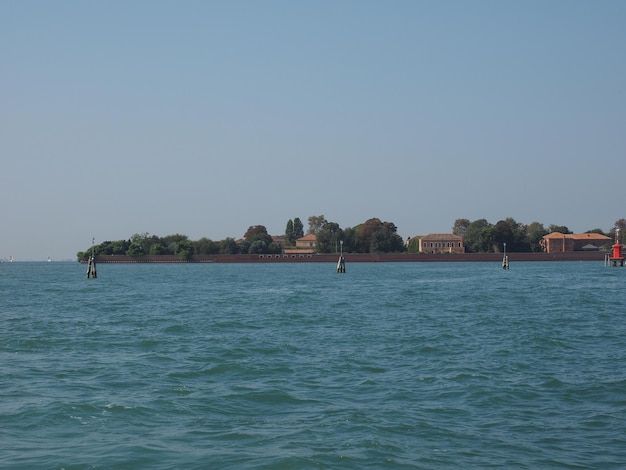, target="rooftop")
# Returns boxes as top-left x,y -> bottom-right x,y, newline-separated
543,232 -> 611,240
